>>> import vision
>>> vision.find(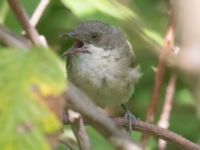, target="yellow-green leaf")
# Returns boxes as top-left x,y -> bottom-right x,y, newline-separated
61,0 -> 137,20
0,48 -> 66,150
